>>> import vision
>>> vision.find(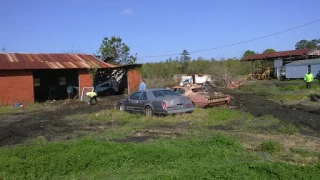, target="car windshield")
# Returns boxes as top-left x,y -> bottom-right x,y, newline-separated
152,90 -> 179,98
175,88 -> 185,95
